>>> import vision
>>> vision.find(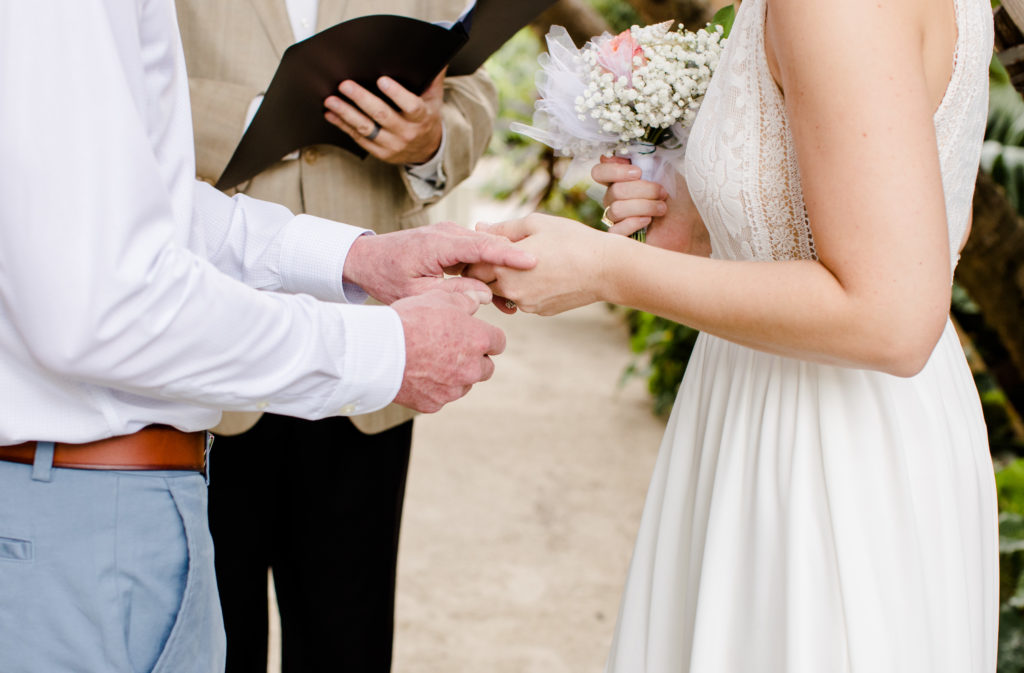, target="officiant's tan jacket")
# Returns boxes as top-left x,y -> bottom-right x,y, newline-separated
177,0 -> 498,435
